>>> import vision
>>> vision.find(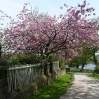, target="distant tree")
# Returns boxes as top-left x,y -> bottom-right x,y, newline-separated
69,44 -> 94,71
